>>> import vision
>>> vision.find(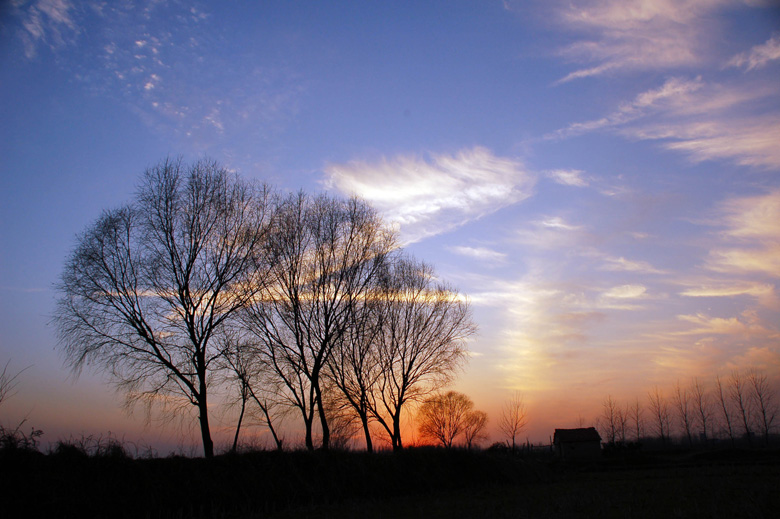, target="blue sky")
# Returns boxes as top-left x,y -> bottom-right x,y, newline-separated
1,0 -> 779,449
